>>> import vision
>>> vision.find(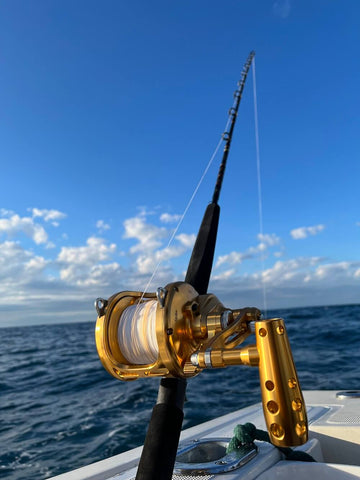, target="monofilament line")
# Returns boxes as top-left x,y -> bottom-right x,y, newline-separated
139,56 -> 252,305
252,57 -> 268,317
138,135 -> 224,302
